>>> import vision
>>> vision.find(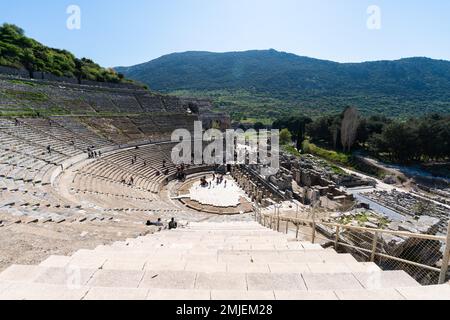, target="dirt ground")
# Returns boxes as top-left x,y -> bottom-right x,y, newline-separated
0,217 -> 156,272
